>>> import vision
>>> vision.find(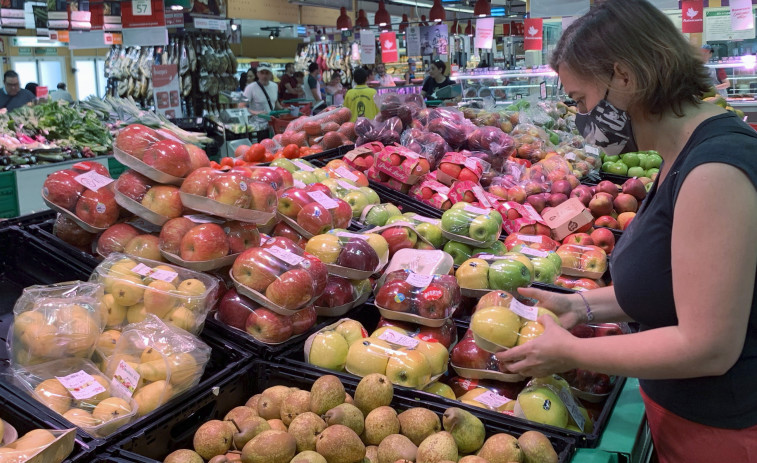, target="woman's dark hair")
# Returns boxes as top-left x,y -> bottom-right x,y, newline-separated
25,82 -> 38,95
550,0 -> 711,116
353,67 -> 369,85
239,72 -> 248,90
308,62 -> 319,73
431,60 -> 446,74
